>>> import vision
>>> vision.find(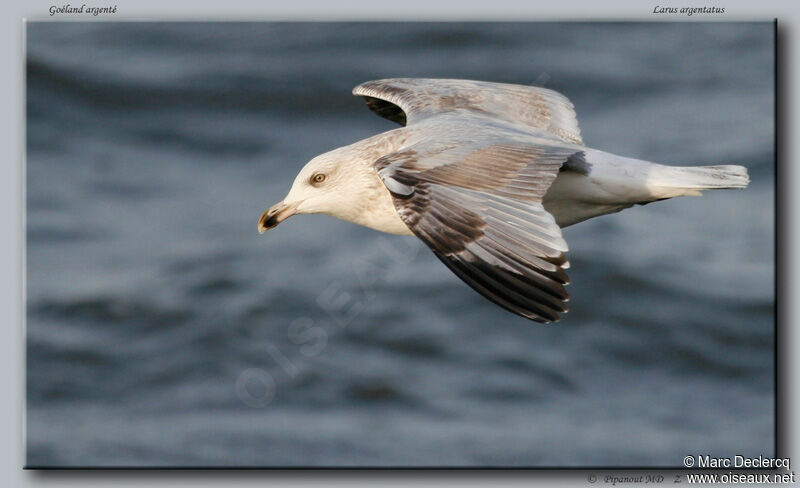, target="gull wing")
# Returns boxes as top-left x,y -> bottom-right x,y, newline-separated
376,128 -> 582,323
353,78 -> 584,145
